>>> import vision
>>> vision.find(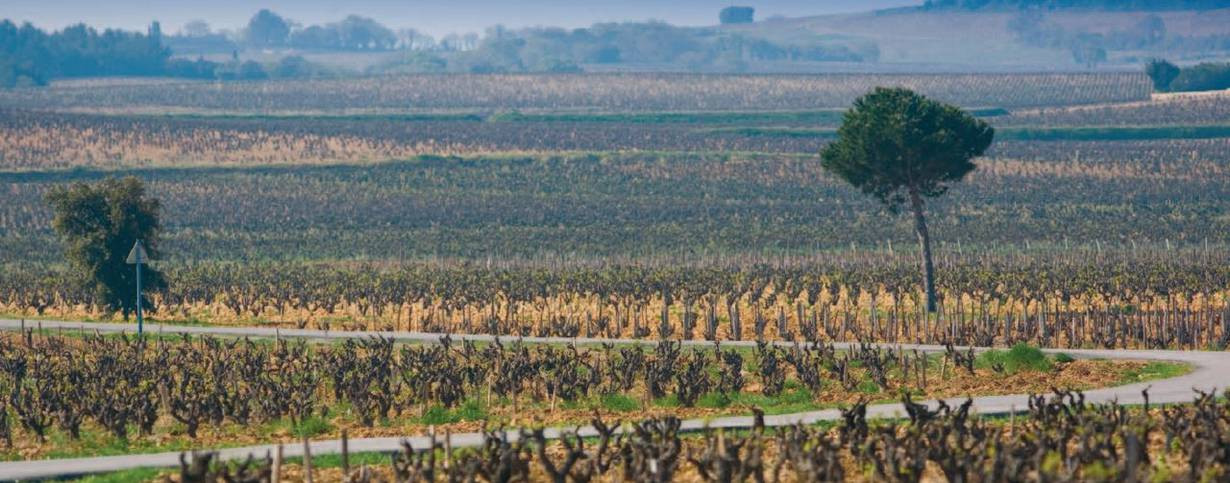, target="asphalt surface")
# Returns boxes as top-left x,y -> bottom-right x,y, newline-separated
0,318 -> 1224,480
